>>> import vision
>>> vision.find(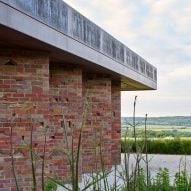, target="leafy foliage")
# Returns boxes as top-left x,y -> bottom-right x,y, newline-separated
174,171 -> 190,191
44,179 -> 57,191
154,168 -> 171,190
121,138 -> 191,155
